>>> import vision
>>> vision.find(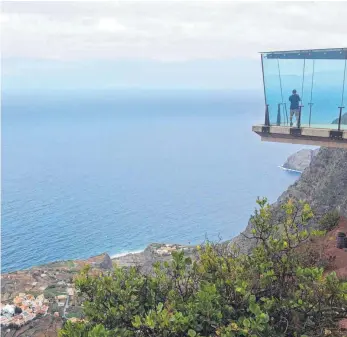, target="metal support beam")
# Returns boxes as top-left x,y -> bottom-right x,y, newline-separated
290,128 -> 302,136
297,105 -> 303,128
261,54 -> 267,107
308,103 -> 314,127
277,104 -> 281,126
262,126 -> 270,133
338,106 -> 345,131
330,130 -> 343,140
264,104 -> 270,126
